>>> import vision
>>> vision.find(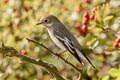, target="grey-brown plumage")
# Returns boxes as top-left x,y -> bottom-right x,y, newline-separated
37,15 -> 96,69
